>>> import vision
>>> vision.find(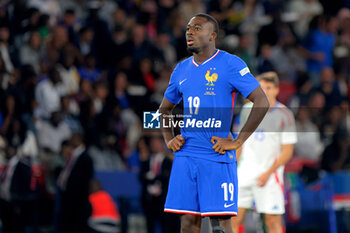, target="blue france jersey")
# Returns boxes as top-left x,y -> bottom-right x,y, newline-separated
164,50 -> 259,163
